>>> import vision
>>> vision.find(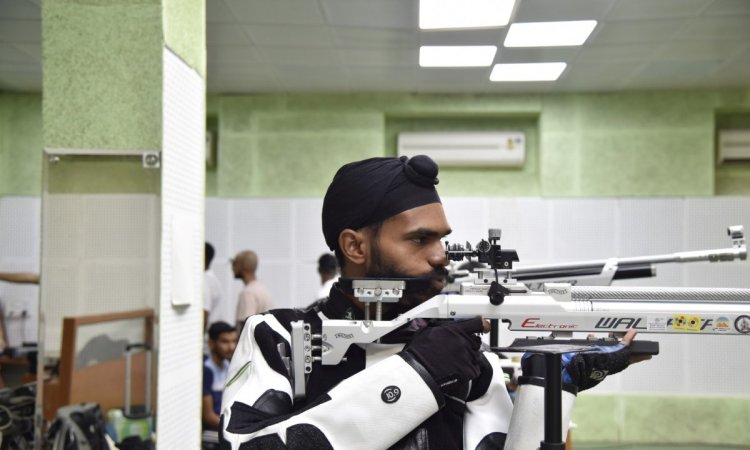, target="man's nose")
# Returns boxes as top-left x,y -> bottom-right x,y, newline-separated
430,242 -> 448,266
